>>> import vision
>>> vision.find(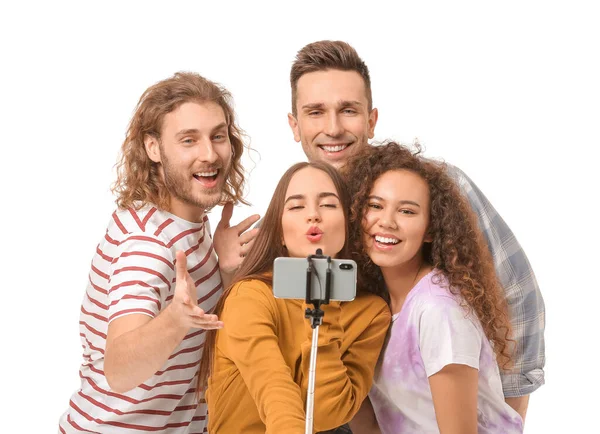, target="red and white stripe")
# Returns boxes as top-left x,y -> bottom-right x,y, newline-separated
59,206 -> 221,433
